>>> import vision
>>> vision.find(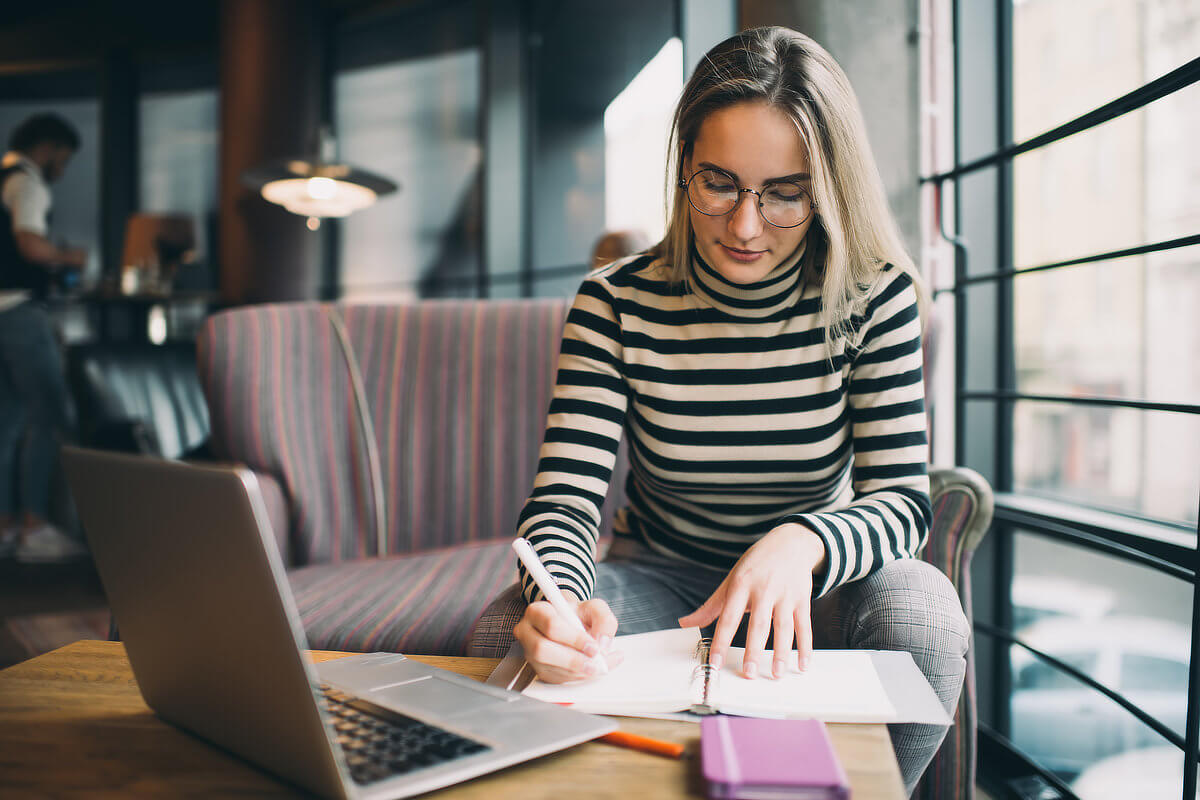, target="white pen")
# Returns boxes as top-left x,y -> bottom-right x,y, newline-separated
511,537 -> 608,676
